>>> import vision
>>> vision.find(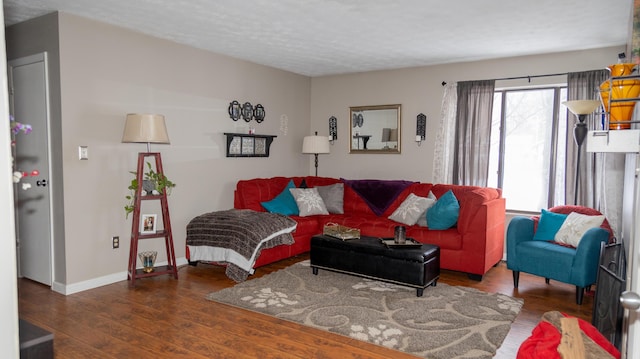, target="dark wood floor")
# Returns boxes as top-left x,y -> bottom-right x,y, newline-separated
18,255 -> 594,358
